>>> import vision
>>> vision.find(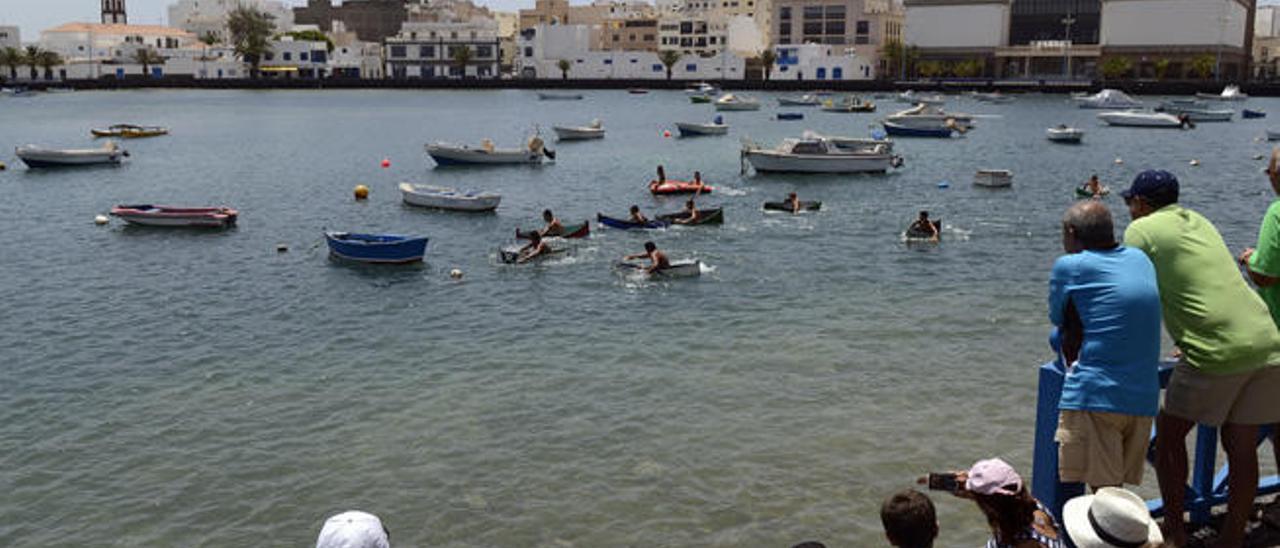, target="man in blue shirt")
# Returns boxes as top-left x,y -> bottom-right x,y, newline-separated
1049,200 -> 1162,490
